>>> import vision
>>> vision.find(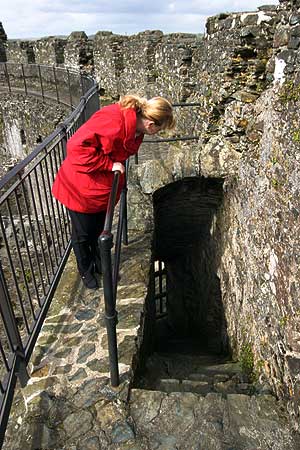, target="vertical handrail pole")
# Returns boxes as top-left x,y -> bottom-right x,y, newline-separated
122,161 -> 129,246
37,65 -> 44,101
0,263 -> 29,387
113,193 -> 125,300
159,260 -> 163,314
99,171 -> 121,387
53,66 -> 60,103
21,63 -> 28,95
99,233 -> 120,387
67,68 -> 73,110
4,63 -> 11,94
